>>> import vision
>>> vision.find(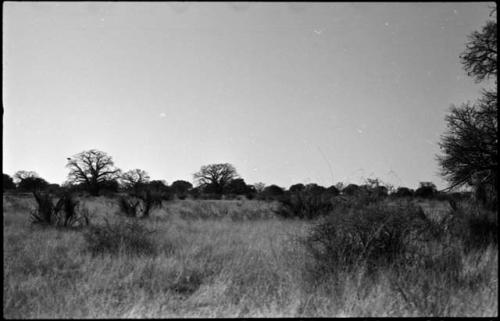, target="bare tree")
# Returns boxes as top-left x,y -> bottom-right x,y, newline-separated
13,170 -> 39,184
460,19 -> 497,83
13,170 -> 49,192
193,163 -> 239,195
438,10 -> 497,208
66,149 -> 121,196
121,169 -> 150,192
